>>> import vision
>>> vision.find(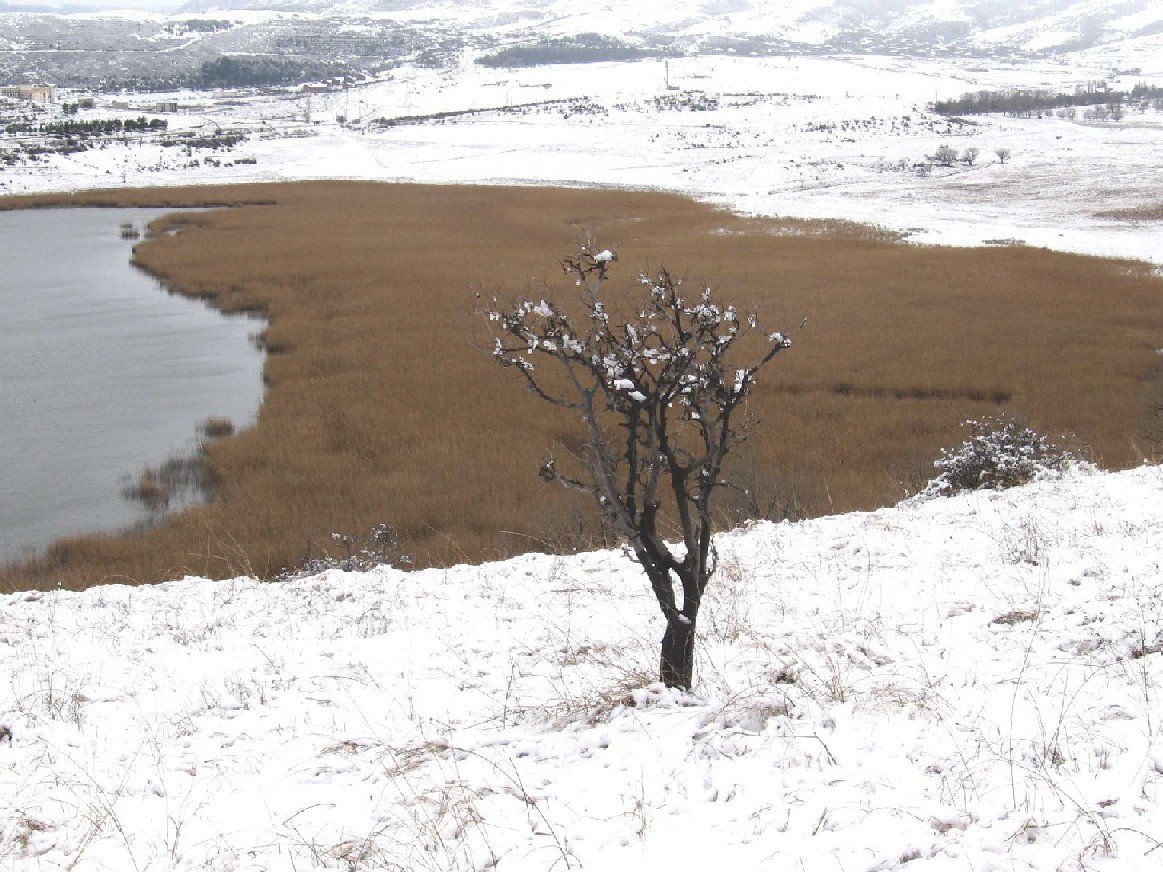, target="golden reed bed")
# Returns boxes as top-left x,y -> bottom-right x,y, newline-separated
3,181 -> 1161,591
